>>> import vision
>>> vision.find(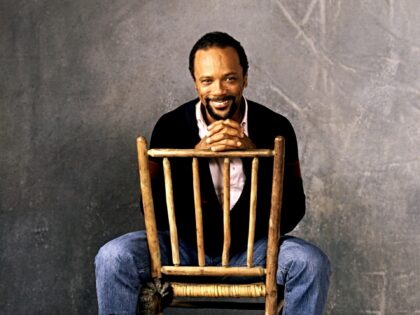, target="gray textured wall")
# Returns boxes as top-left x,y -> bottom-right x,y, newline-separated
1,1 -> 419,314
